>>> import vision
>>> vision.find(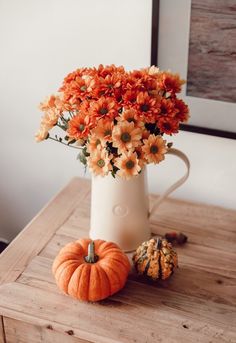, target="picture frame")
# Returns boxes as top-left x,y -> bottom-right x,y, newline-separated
151,0 -> 236,139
